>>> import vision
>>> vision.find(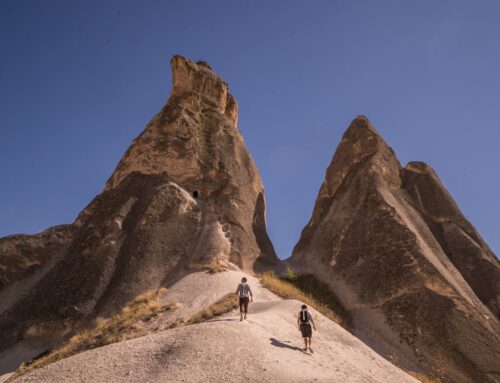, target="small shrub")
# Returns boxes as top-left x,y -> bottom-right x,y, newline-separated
188,293 -> 238,324
286,267 -> 298,281
188,262 -> 228,274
